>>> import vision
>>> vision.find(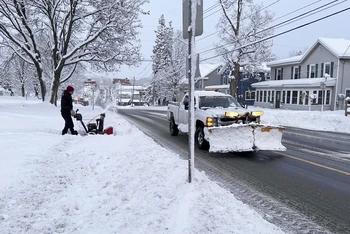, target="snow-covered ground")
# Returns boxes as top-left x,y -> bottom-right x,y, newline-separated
0,96 -> 349,234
